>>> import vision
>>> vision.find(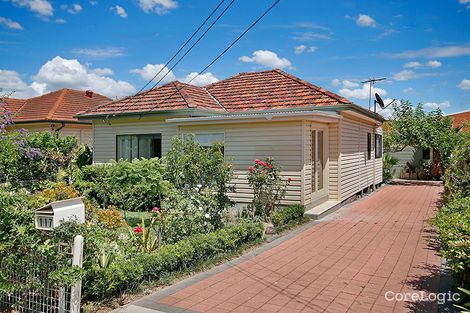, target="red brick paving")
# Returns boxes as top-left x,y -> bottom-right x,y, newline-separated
159,185 -> 443,313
